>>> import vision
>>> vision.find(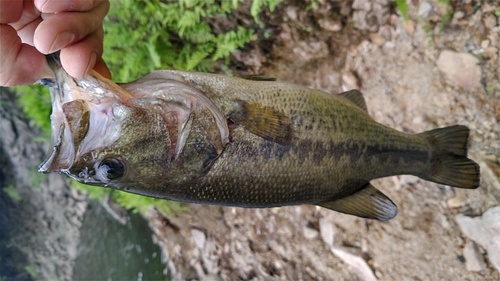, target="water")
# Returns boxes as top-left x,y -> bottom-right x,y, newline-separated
73,201 -> 168,281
